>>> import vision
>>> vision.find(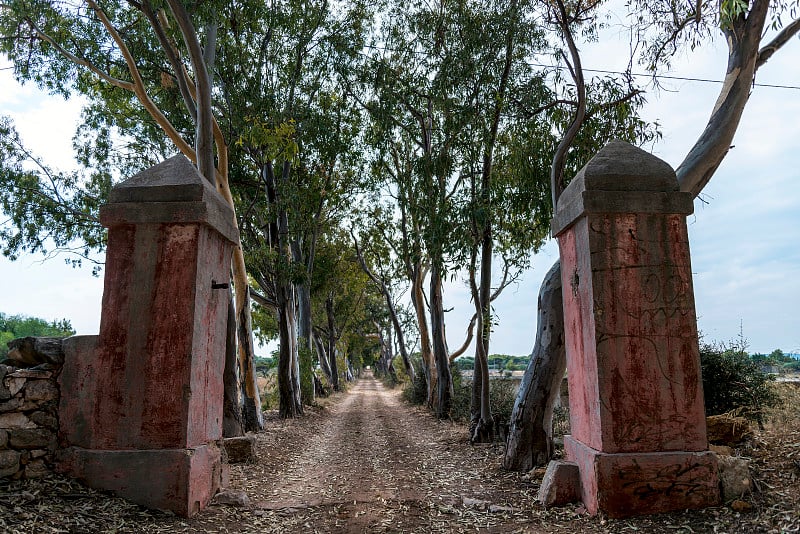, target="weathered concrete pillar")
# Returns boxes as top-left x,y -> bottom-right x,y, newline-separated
58,156 -> 237,517
549,140 -> 720,517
